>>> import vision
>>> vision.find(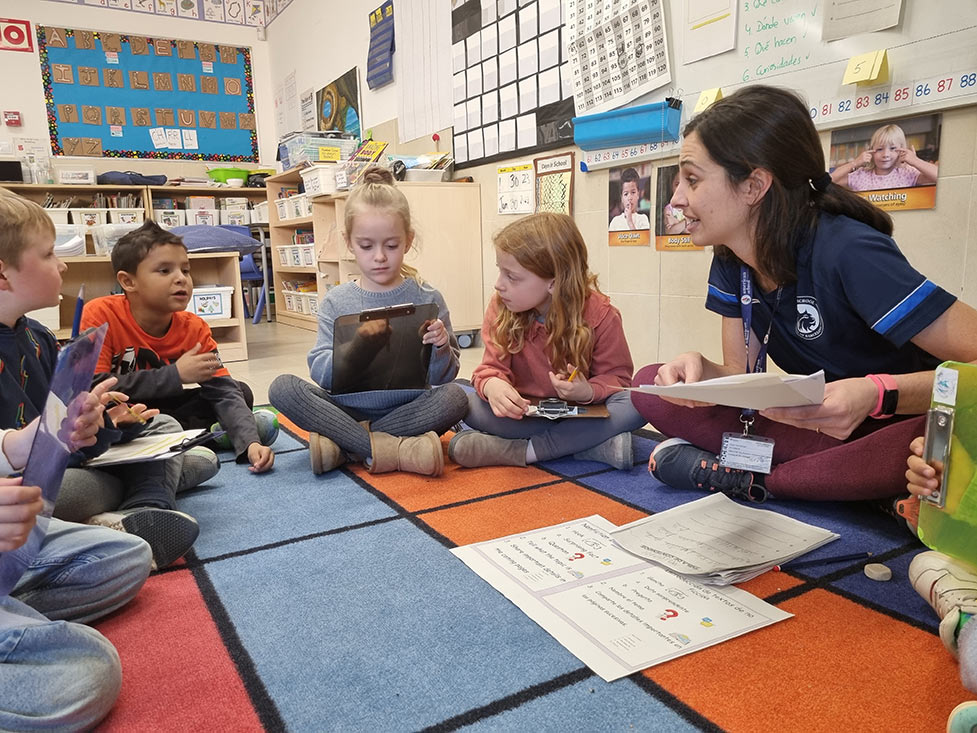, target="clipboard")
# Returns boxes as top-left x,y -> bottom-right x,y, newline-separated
331,303 -> 439,394
526,398 -> 610,419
